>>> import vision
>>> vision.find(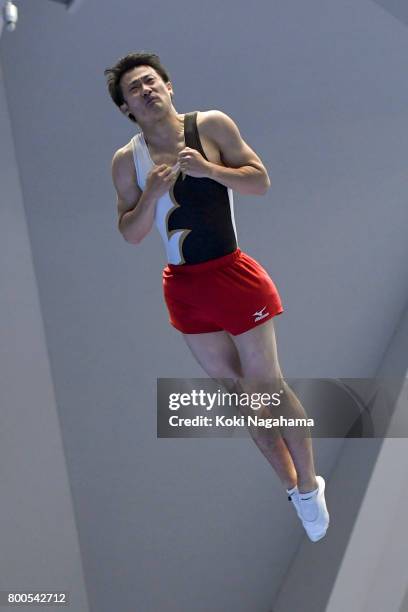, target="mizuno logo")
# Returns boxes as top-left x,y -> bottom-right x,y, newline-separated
253,306 -> 269,322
